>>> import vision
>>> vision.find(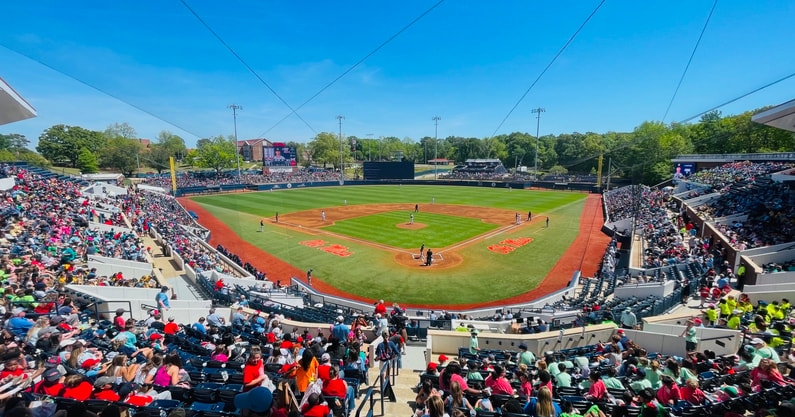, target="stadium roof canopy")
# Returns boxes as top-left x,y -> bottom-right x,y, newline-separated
0,76 -> 36,126
752,99 -> 795,133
